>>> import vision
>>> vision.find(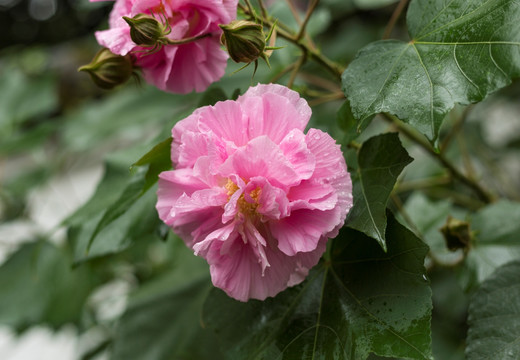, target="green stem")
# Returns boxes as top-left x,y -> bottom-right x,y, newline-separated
382,113 -> 495,204
240,4 -> 344,79
165,33 -> 211,45
296,0 -> 320,41
382,0 -> 409,39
